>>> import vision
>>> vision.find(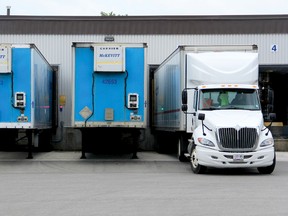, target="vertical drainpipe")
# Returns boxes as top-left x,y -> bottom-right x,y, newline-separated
6,6 -> 11,16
